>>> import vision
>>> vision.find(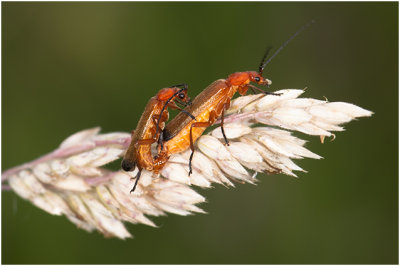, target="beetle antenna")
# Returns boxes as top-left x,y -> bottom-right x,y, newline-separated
258,46 -> 273,75
259,19 -> 315,74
